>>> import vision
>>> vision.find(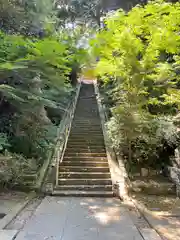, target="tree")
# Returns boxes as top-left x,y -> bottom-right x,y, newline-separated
56,0 -> 105,28
91,0 -> 180,170
0,0 -> 56,35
